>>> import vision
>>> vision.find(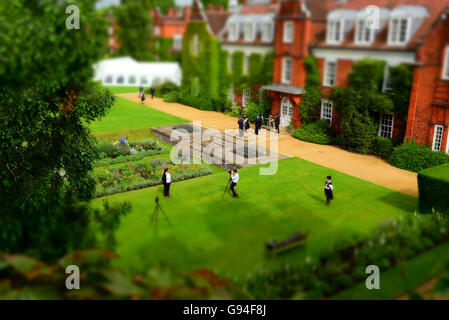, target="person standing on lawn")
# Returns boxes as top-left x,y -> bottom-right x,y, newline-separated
324,176 -> 334,205
162,168 -> 172,198
230,169 -> 239,198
